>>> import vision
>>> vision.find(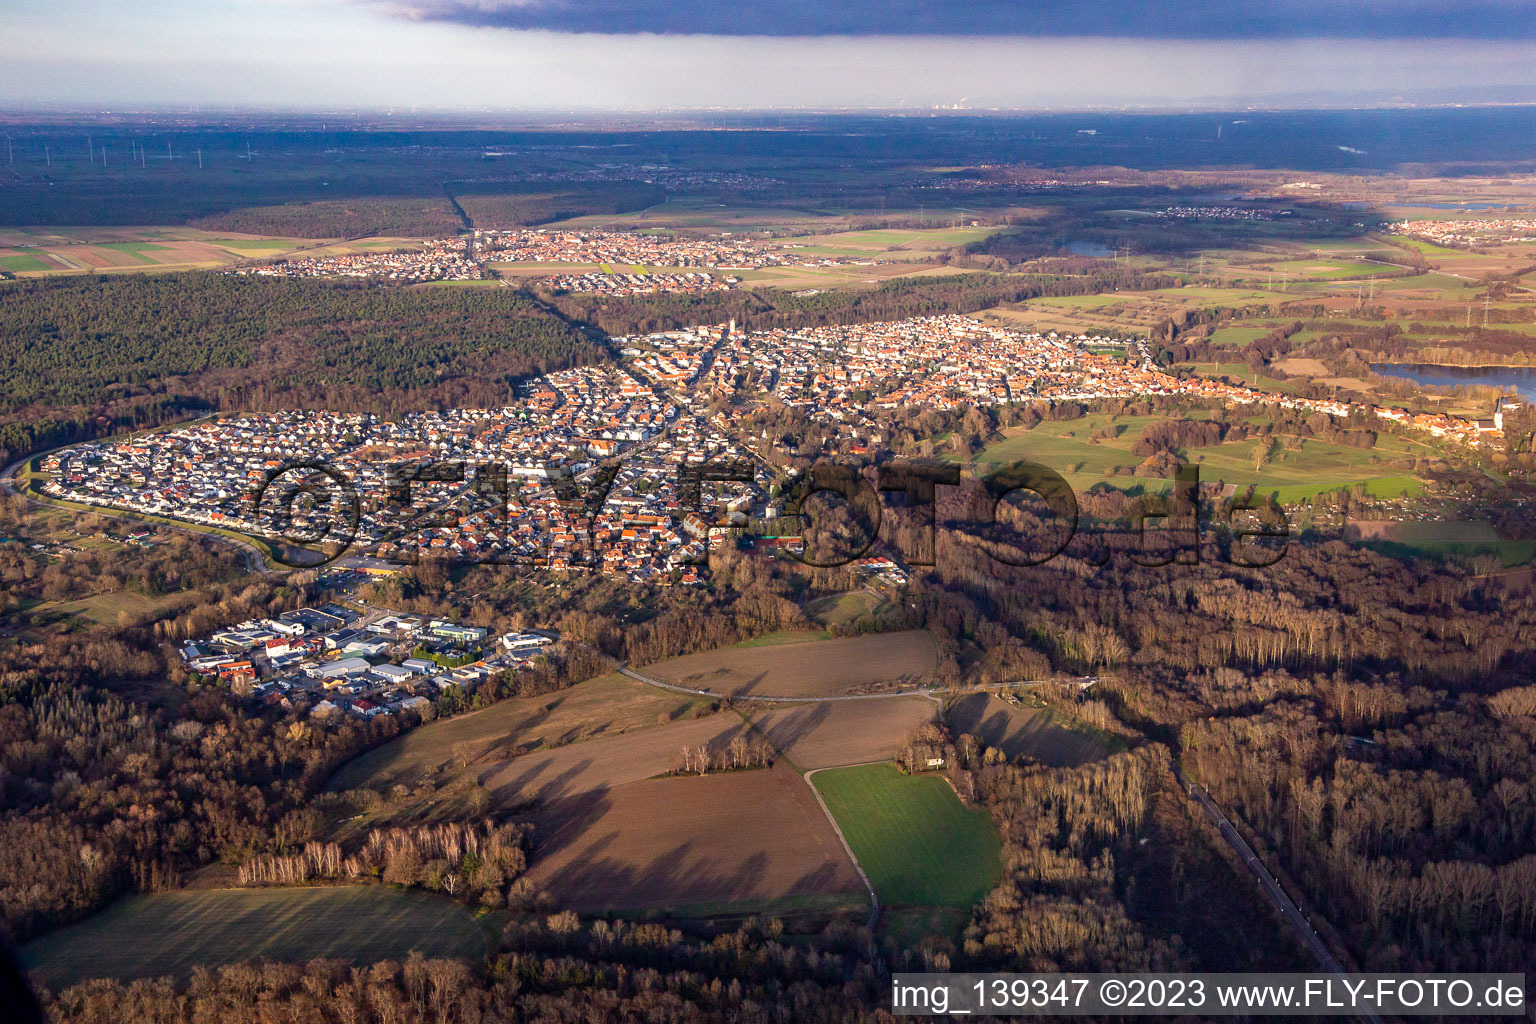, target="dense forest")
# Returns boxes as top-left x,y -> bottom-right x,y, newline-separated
191,199 -> 466,238
0,499 -> 242,618
453,182 -> 667,230
40,934 -> 887,1024
0,274 -> 608,462
916,502 -> 1536,975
